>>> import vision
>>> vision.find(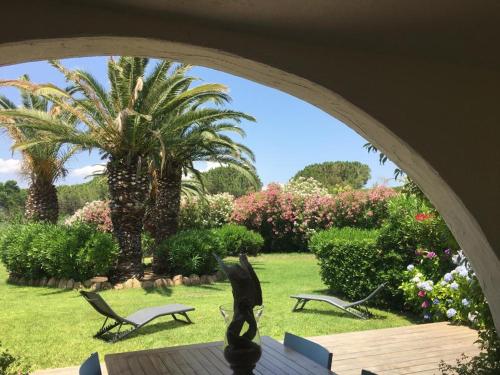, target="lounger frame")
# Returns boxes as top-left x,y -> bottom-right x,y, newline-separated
81,291 -> 193,343
290,283 -> 387,319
